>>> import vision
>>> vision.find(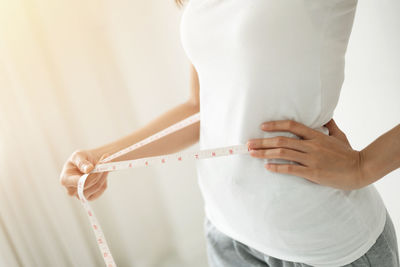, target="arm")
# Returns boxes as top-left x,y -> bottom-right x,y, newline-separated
247,118 -> 400,190
360,123 -> 400,186
91,63 -> 200,162
59,63 -> 200,200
